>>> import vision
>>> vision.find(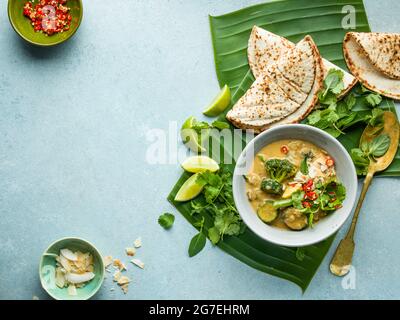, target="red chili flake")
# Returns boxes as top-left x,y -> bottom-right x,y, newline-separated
306,191 -> 318,201
302,201 -> 312,208
335,204 -> 342,209
330,197 -> 337,203
326,156 -> 335,167
302,179 -> 313,192
22,0 -> 71,36
280,145 -> 289,154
